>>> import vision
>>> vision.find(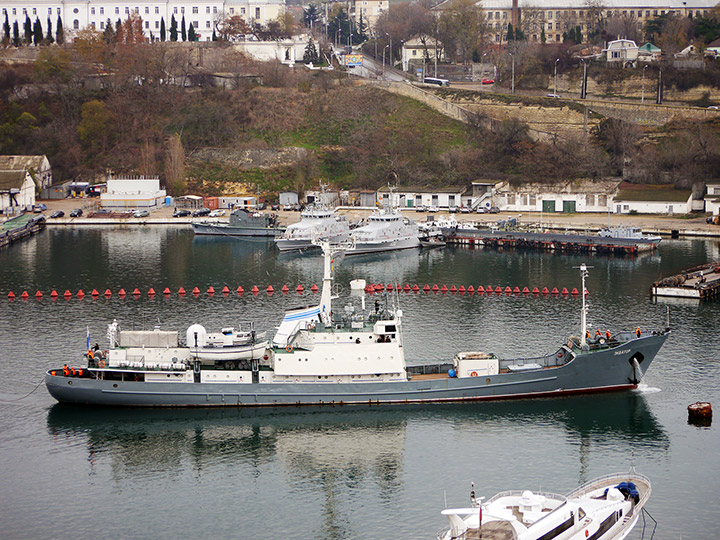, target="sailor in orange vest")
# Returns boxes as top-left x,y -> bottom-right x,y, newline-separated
636,327 -> 641,338
605,330 -> 612,341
